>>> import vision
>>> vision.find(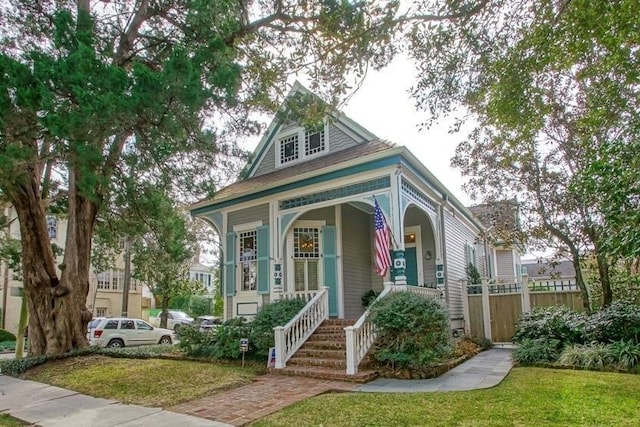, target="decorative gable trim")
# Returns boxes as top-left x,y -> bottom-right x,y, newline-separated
245,81 -> 377,178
